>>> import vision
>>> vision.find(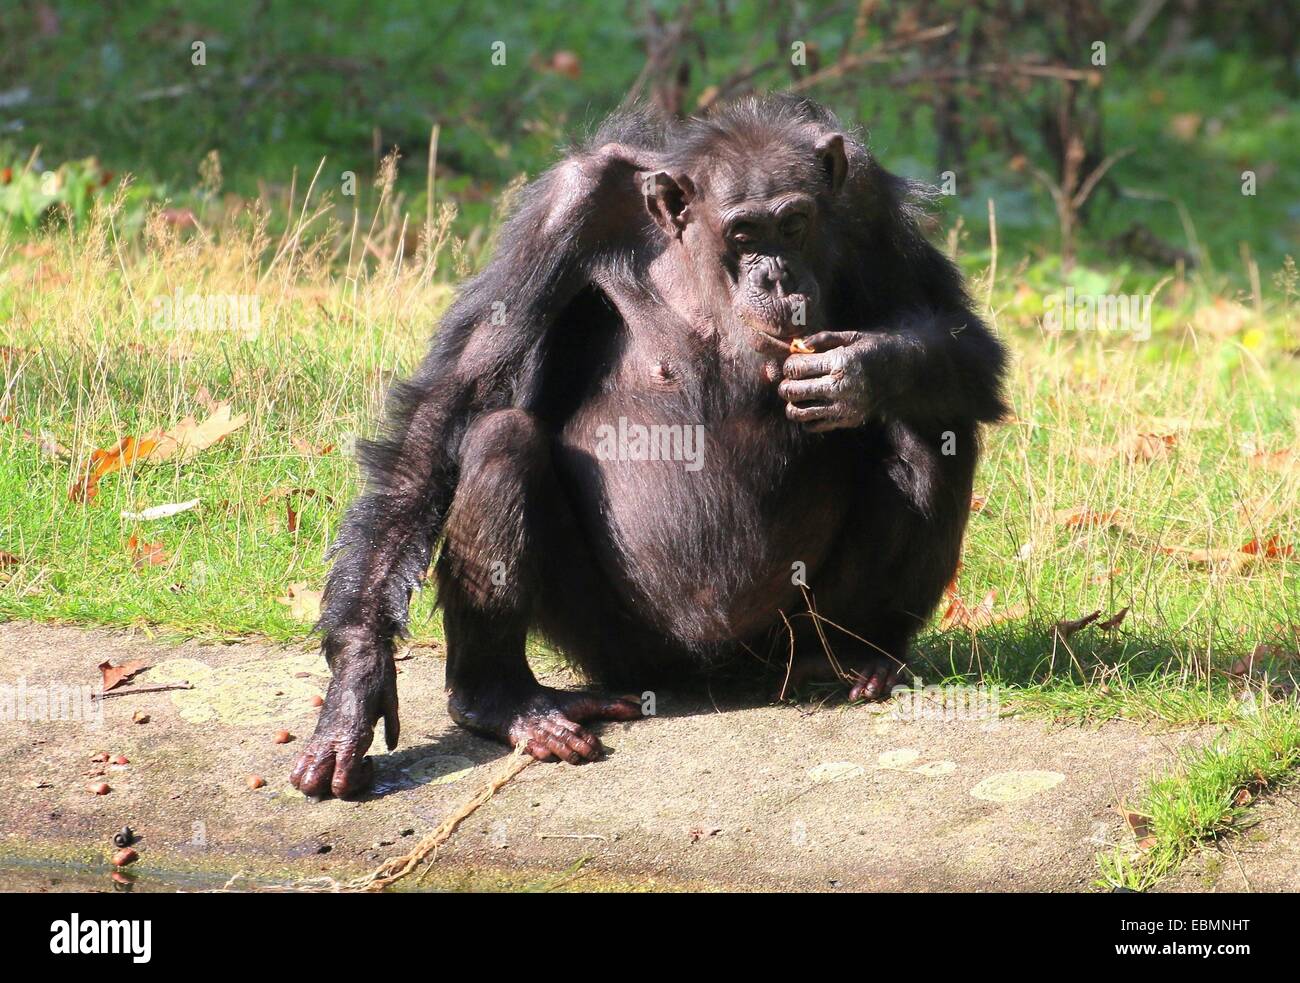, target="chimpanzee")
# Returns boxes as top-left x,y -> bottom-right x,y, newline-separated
290,94 -> 1007,799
